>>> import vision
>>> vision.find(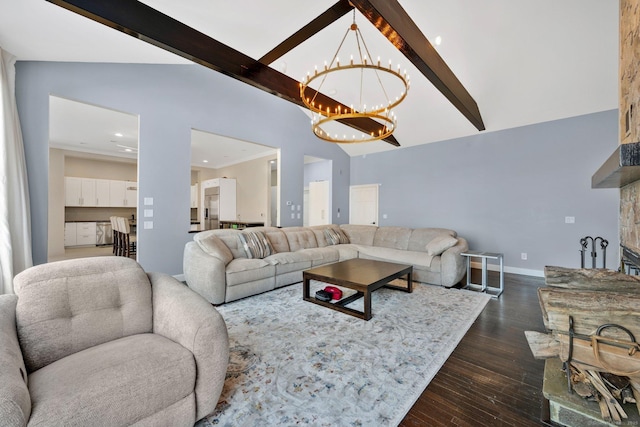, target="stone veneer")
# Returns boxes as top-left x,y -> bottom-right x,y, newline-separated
620,0 -> 640,254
